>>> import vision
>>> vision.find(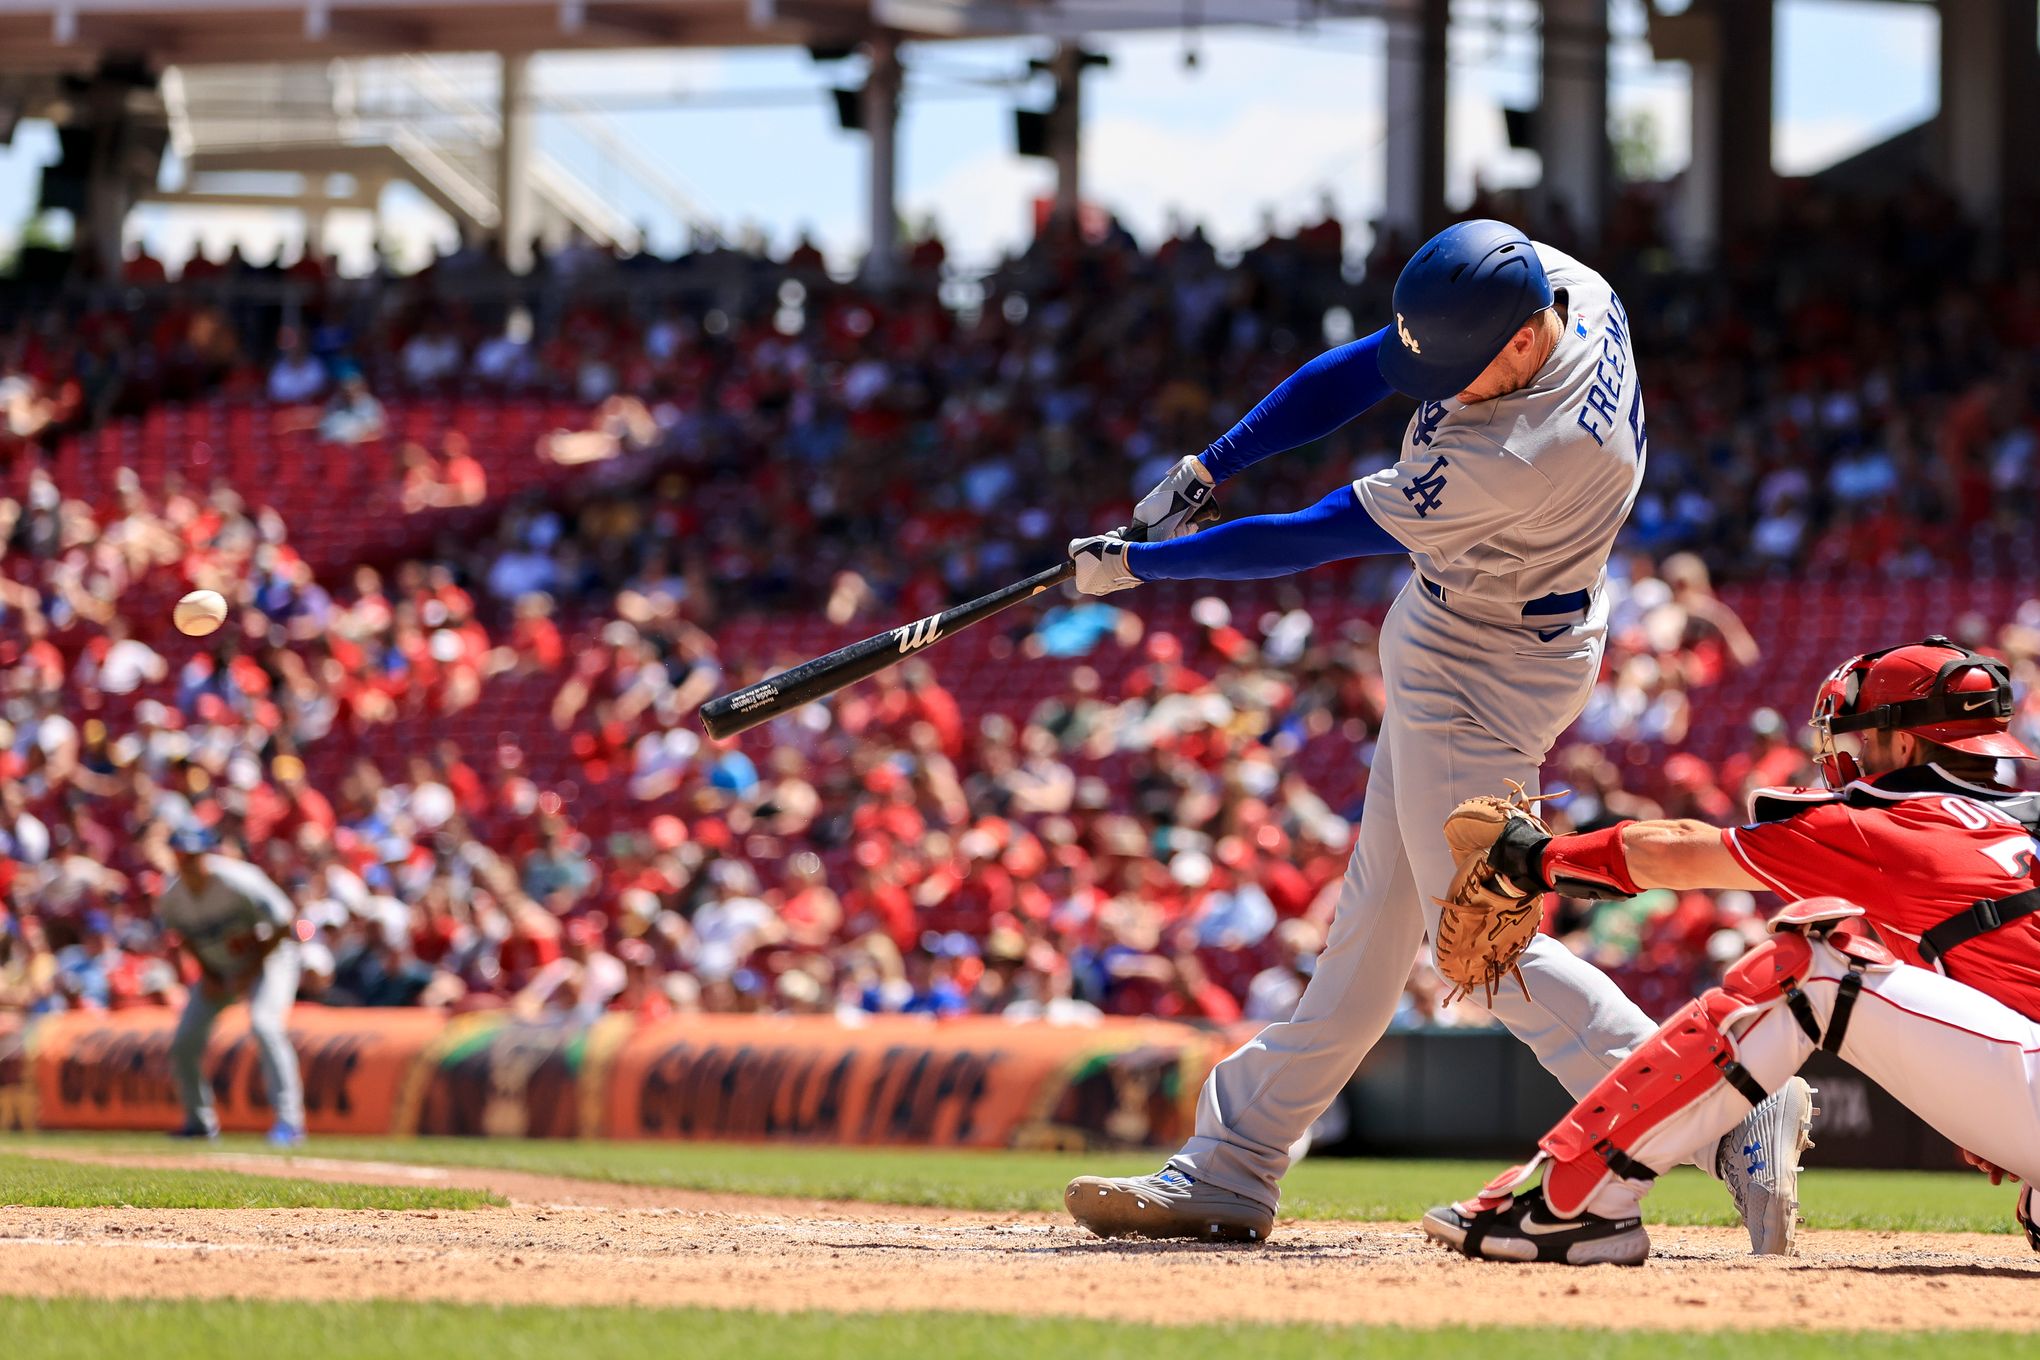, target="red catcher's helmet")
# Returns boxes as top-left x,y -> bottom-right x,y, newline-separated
1810,635 -> 2035,787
